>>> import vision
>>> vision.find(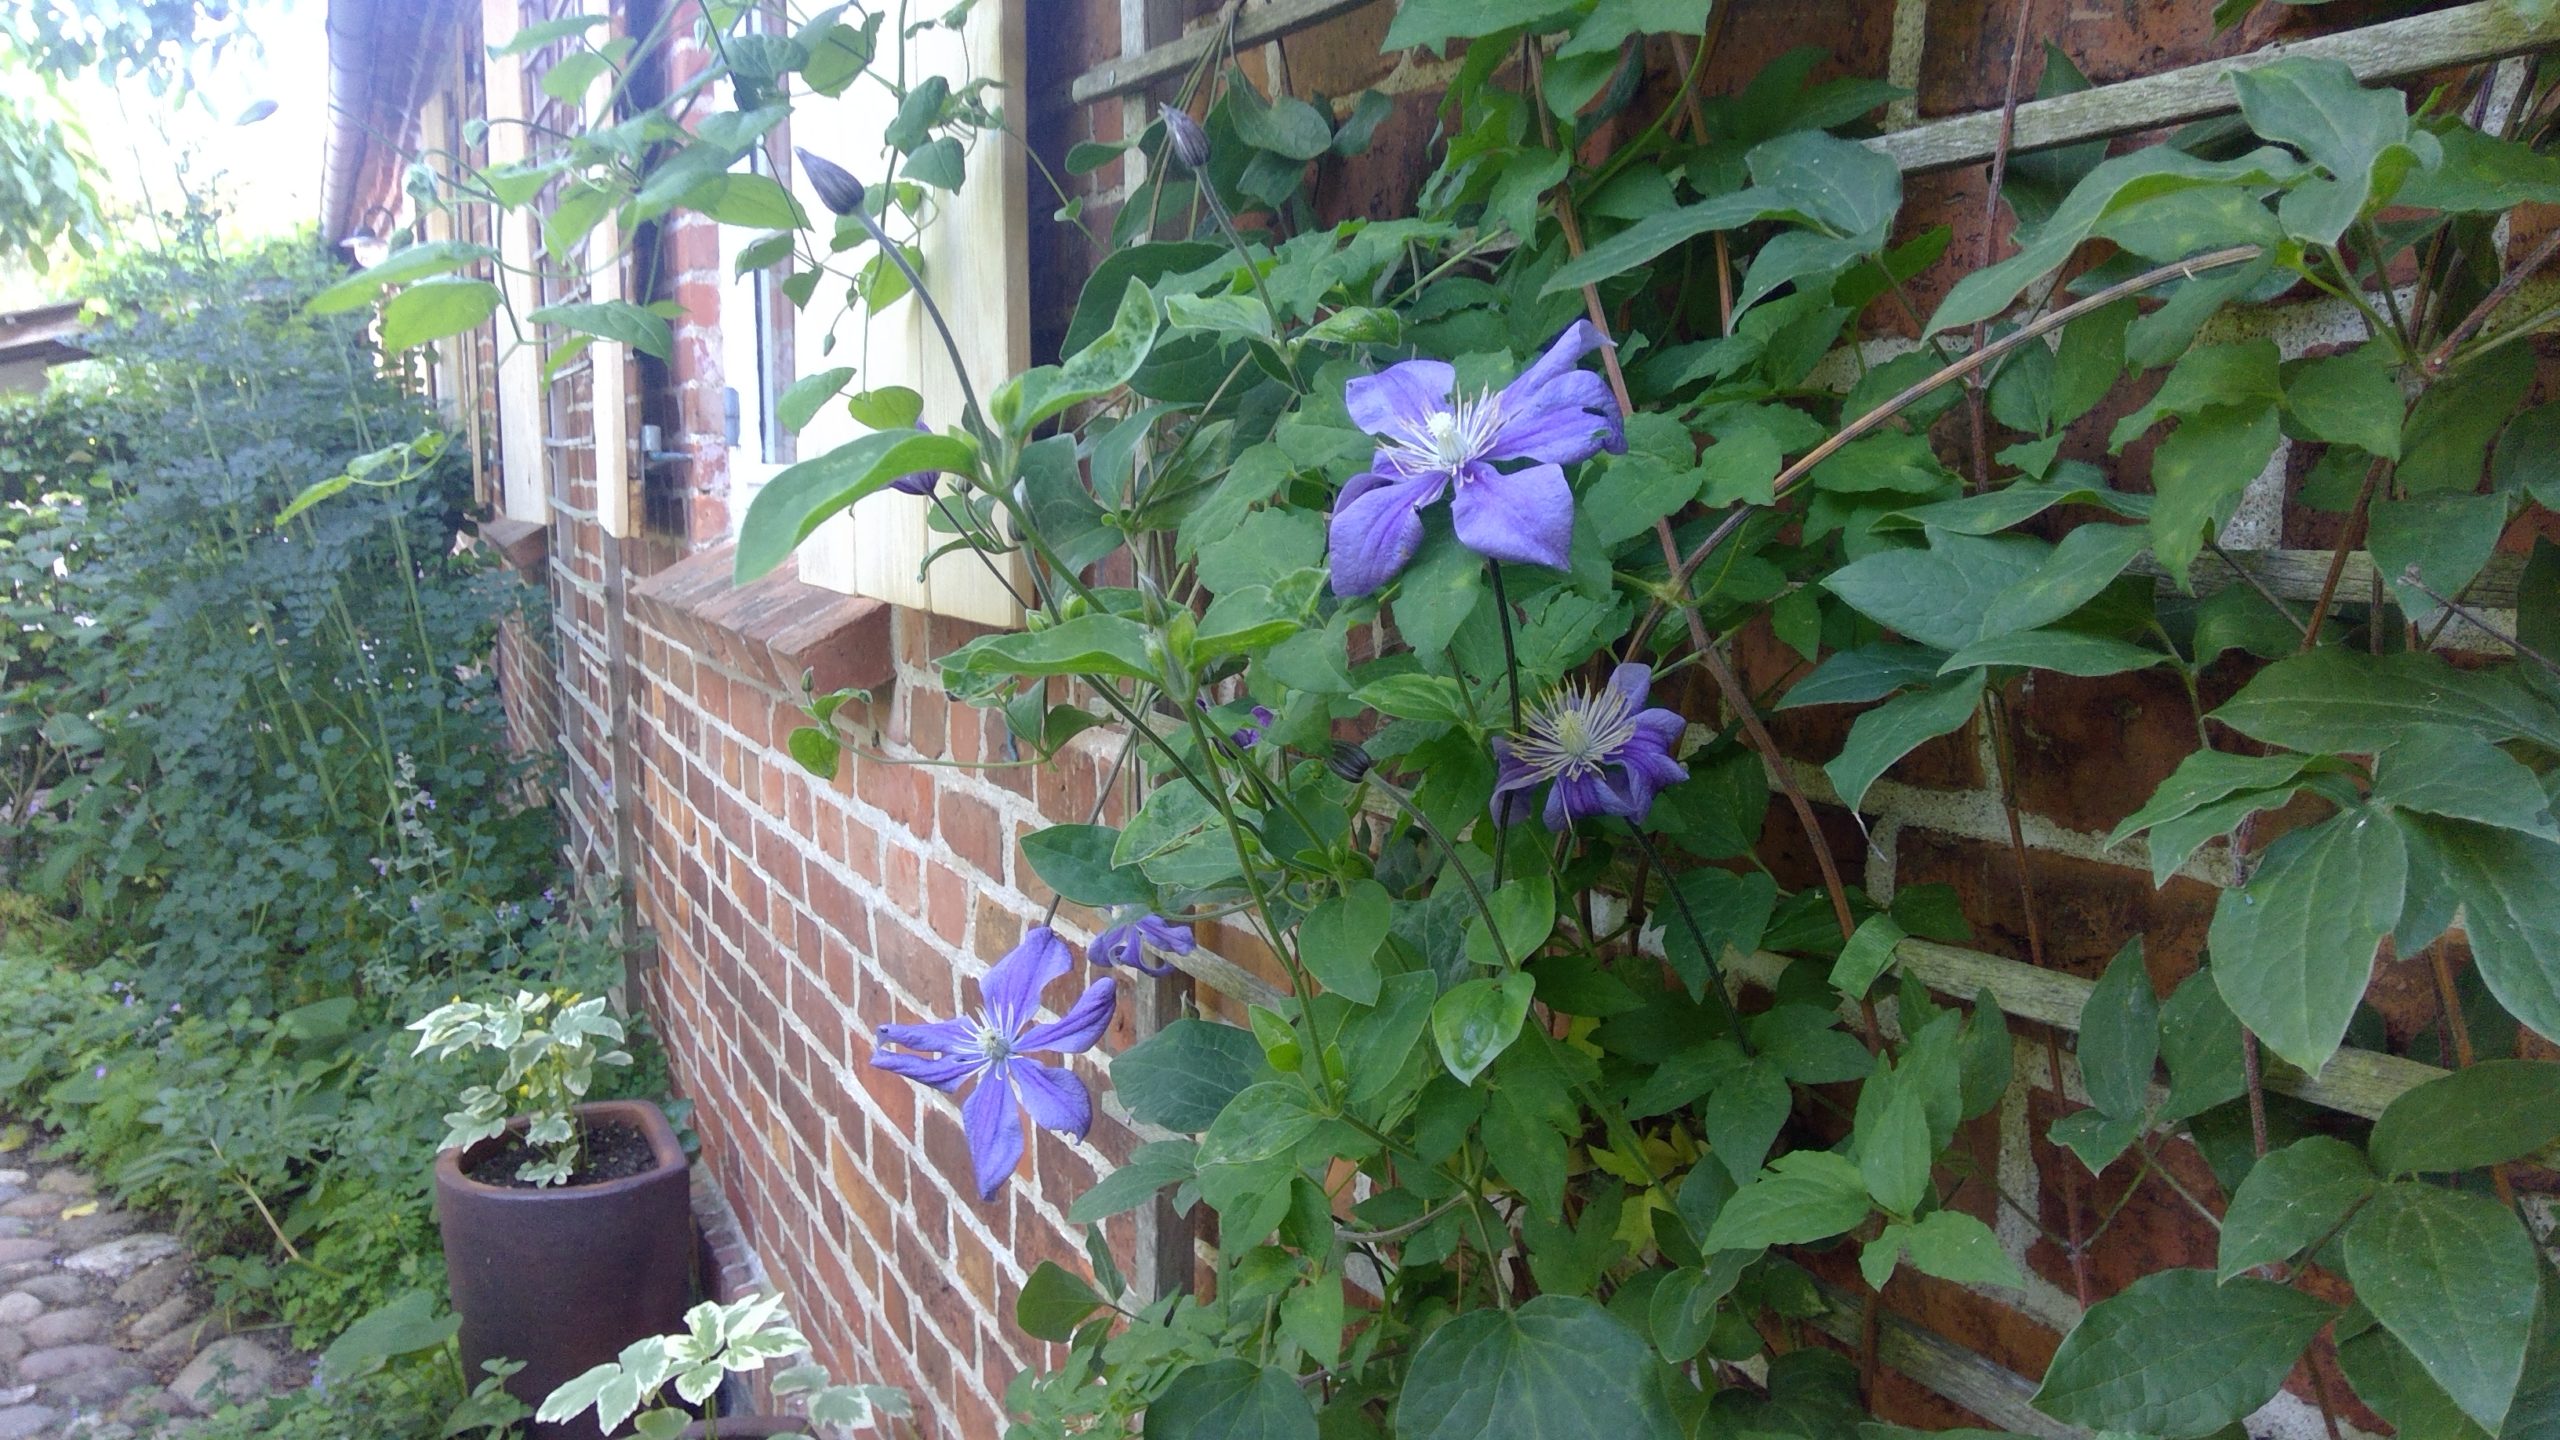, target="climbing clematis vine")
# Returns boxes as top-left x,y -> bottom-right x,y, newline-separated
1326,319 -> 1624,597
1491,662 -> 1688,830
869,927 -> 1115,1201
